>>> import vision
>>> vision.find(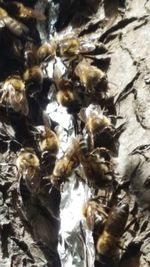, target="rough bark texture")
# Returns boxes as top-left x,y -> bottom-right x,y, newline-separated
0,1 -> 150,267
